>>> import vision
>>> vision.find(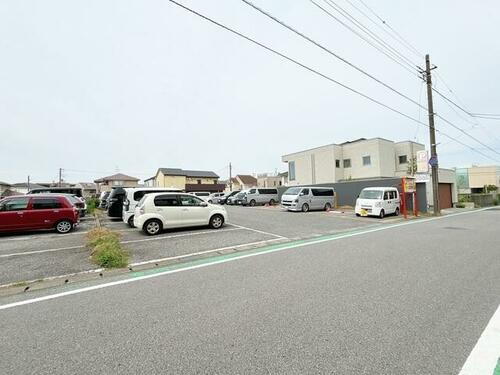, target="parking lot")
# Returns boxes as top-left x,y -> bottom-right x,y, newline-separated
0,205 -> 405,289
